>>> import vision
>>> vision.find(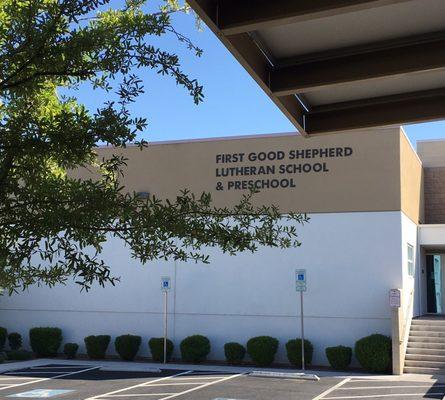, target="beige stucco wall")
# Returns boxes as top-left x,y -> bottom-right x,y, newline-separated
400,133 -> 424,224
72,127 -> 422,215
